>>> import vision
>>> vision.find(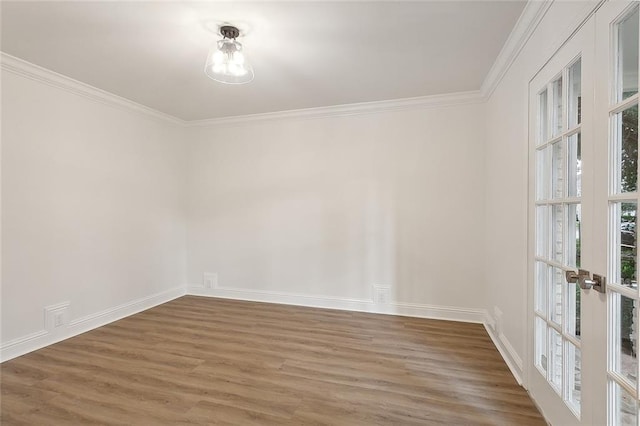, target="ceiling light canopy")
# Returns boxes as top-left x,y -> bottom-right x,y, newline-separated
205,25 -> 254,85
